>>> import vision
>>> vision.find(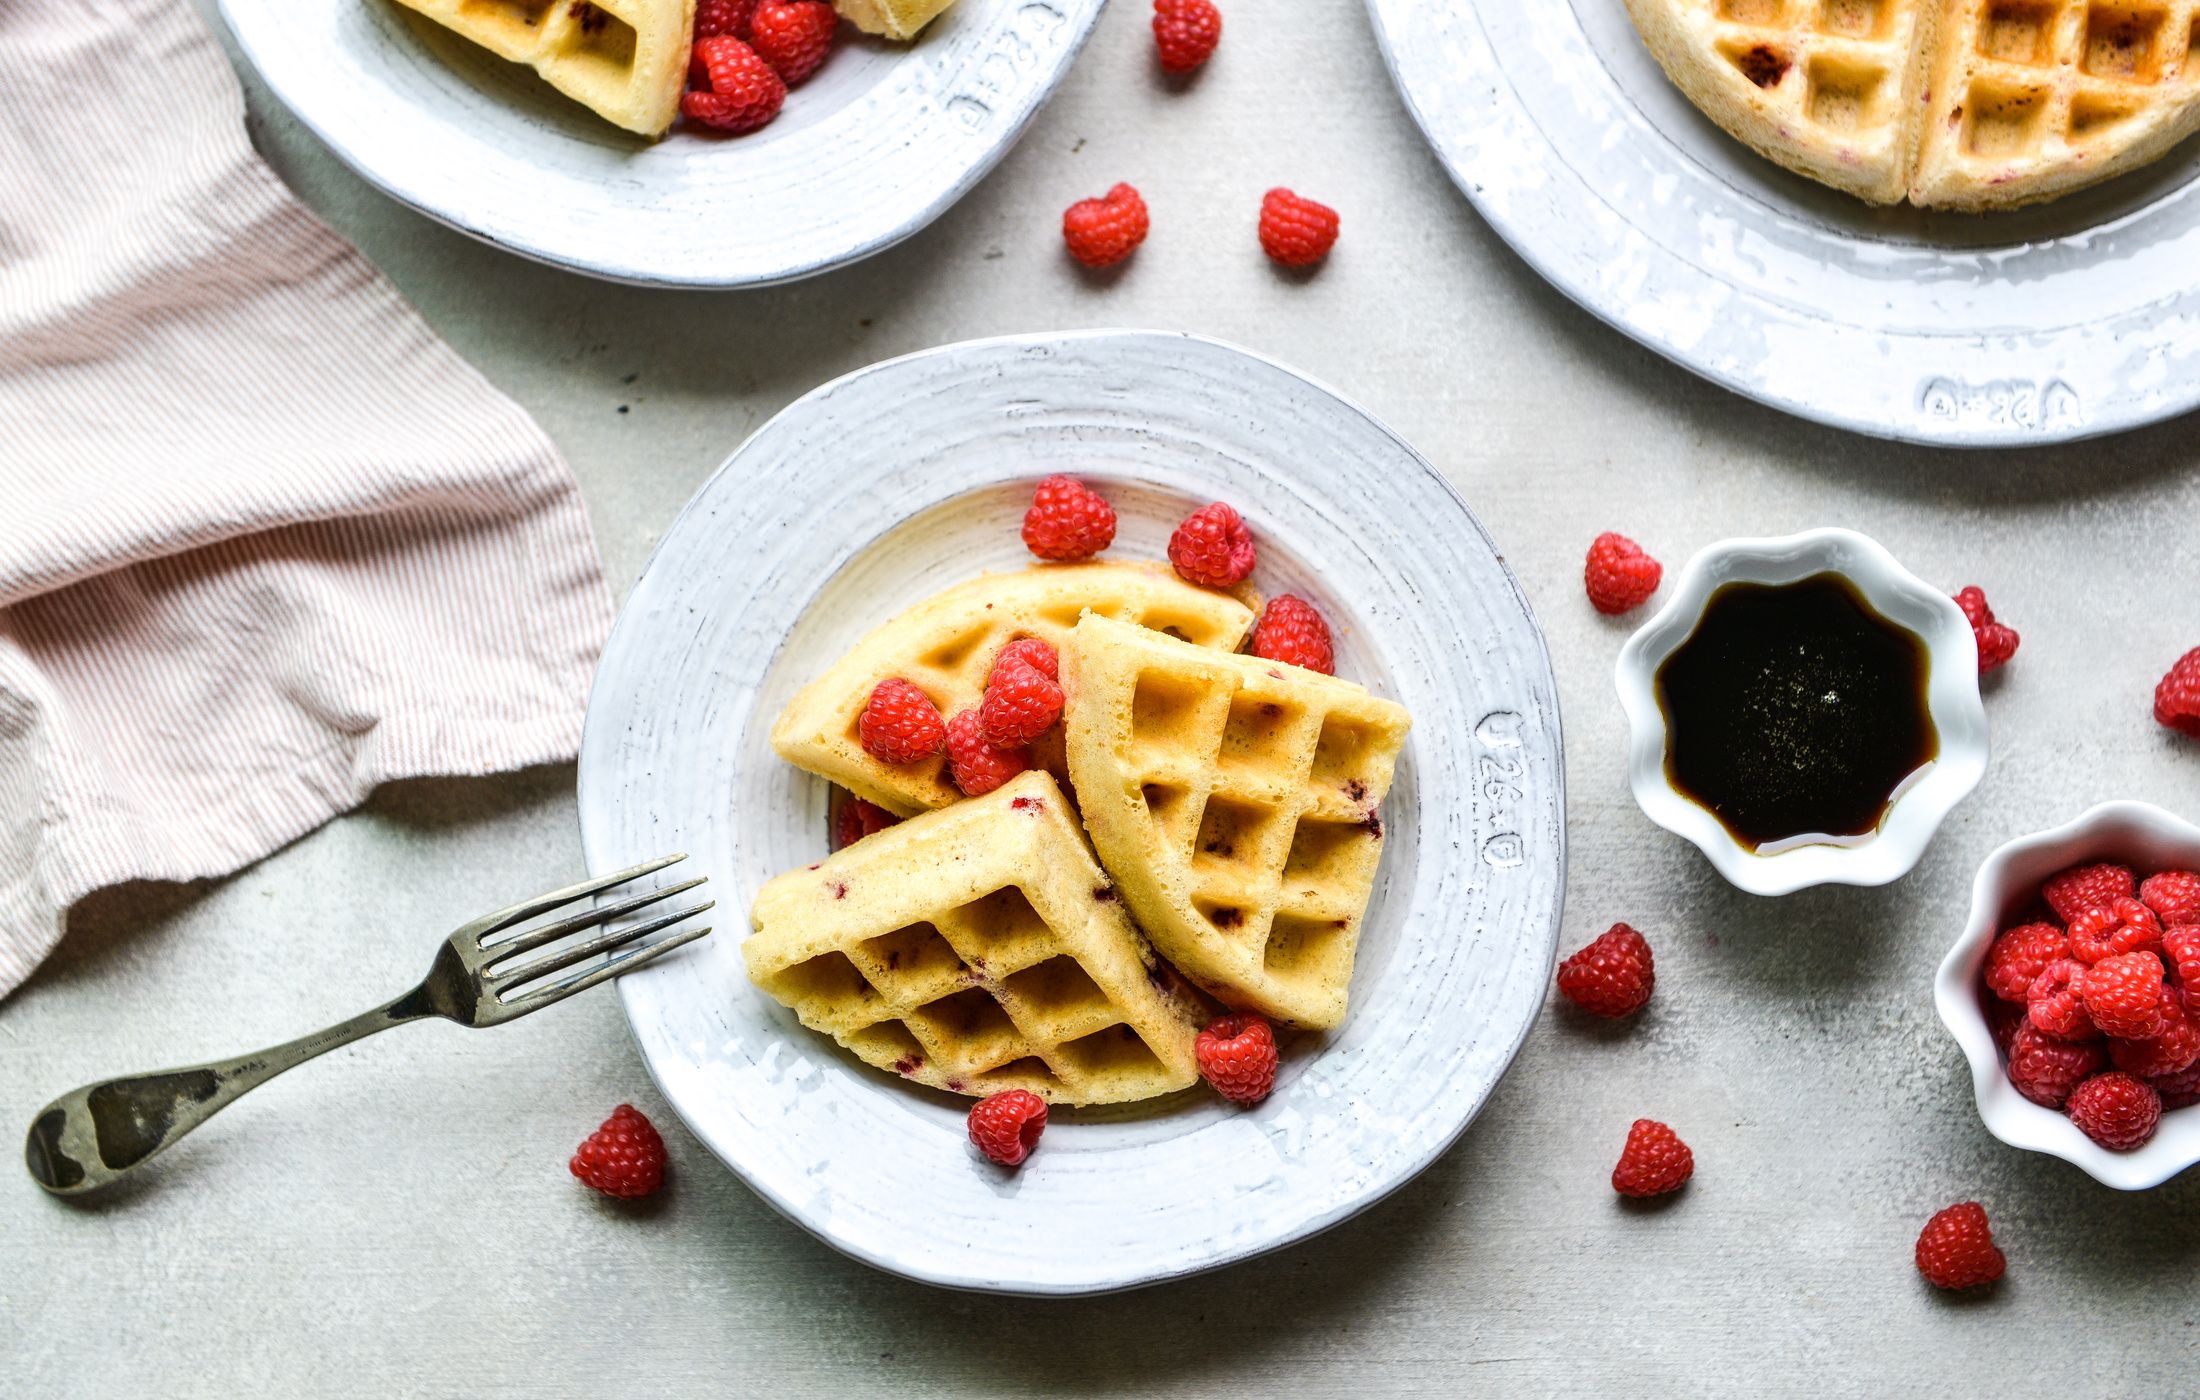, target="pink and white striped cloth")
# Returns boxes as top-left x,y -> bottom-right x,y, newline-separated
0,0 -> 614,995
